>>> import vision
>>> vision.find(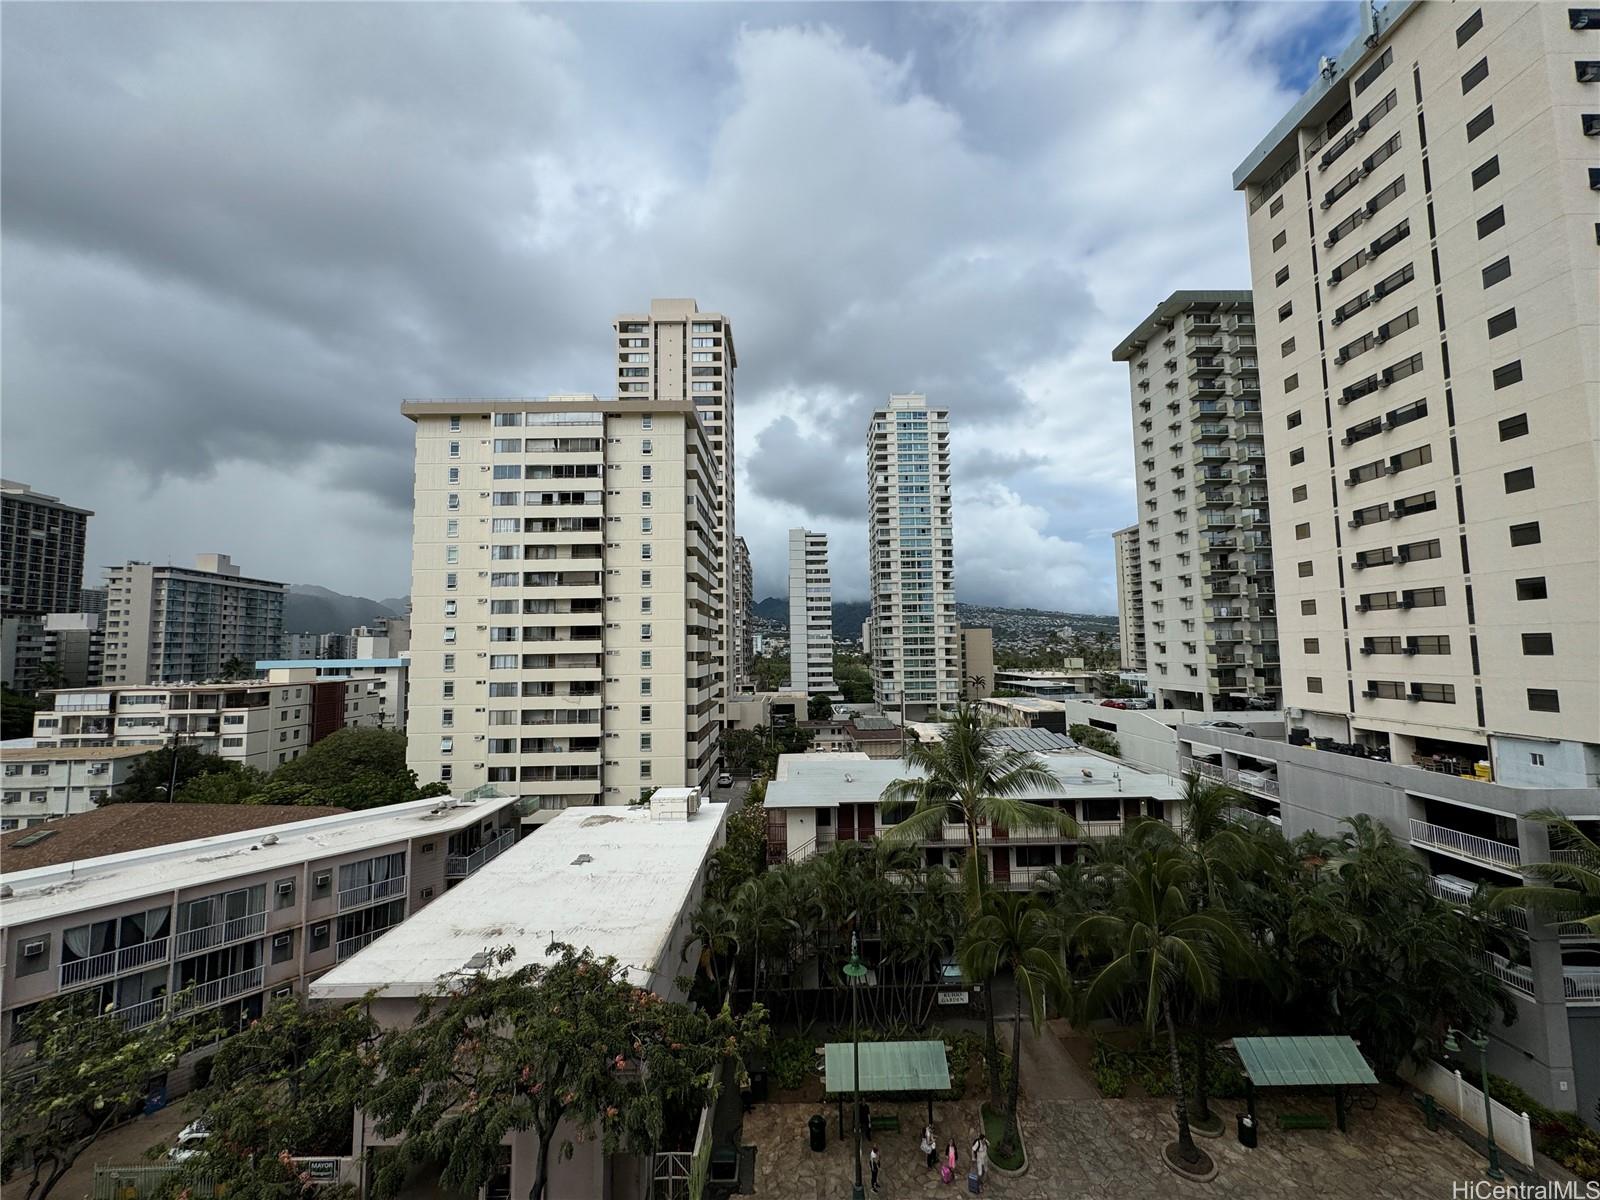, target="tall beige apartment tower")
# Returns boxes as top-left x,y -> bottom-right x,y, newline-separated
1113,293 -> 1280,712
786,528 -> 836,696
1233,0 -> 1599,778
401,397 -> 722,818
866,394 -> 958,718
1225,0 -> 1600,1113
1112,524 -> 1146,672
613,300 -> 735,716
